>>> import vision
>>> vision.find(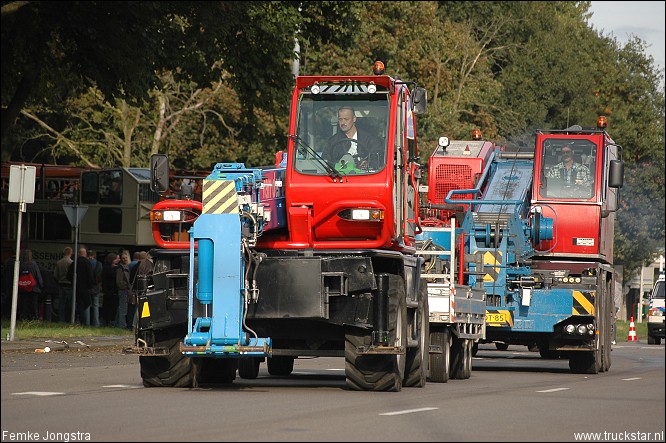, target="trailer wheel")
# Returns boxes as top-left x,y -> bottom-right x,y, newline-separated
238,357 -> 261,379
403,281 -> 429,388
267,356 -> 295,376
647,335 -> 660,345
464,339 -> 473,379
495,342 -> 509,351
569,350 -> 600,374
450,336 -> 467,379
428,328 -> 450,383
140,337 -> 195,388
345,274 -> 407,392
